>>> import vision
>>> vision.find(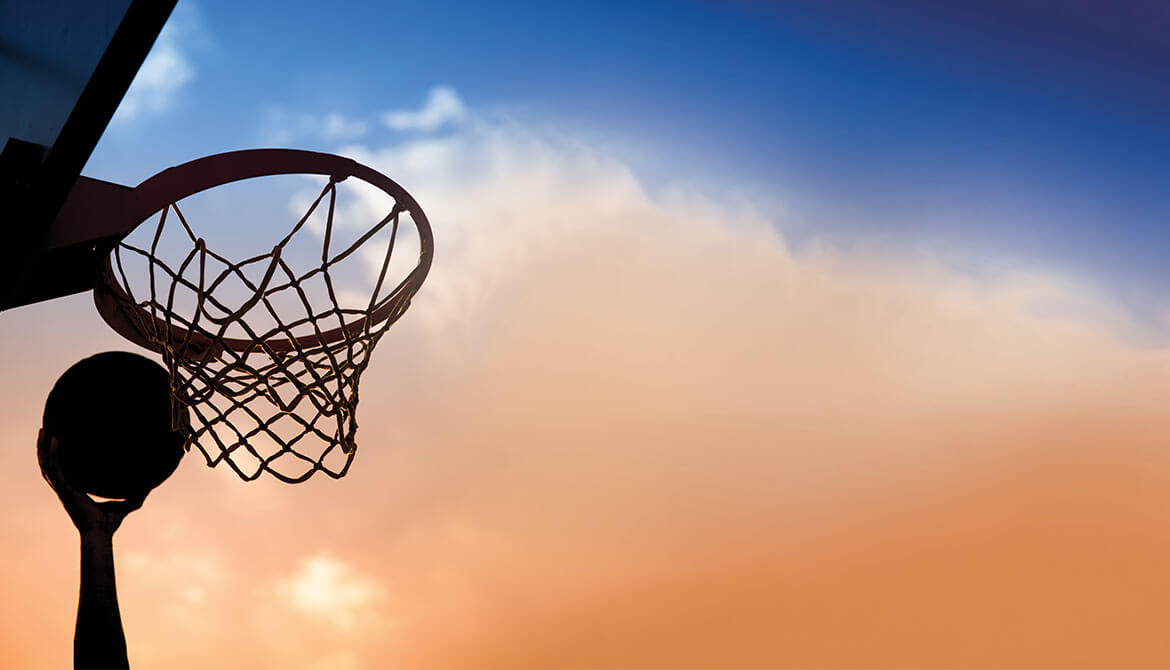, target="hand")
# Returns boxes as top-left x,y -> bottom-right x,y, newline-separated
37,429 -> 147,537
